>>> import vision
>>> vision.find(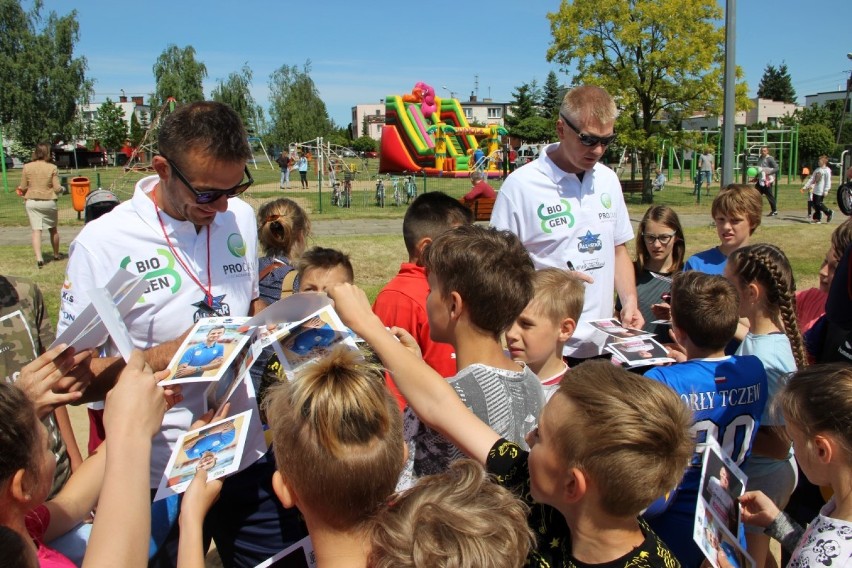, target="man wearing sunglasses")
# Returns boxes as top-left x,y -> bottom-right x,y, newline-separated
491,85 -> 642,363
58,102 -> 304,566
